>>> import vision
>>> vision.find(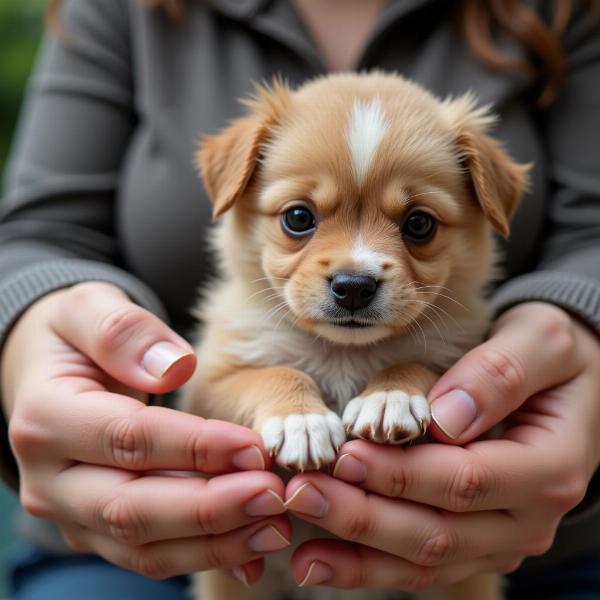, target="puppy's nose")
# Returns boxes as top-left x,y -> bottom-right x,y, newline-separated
330,273 -> 378,311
